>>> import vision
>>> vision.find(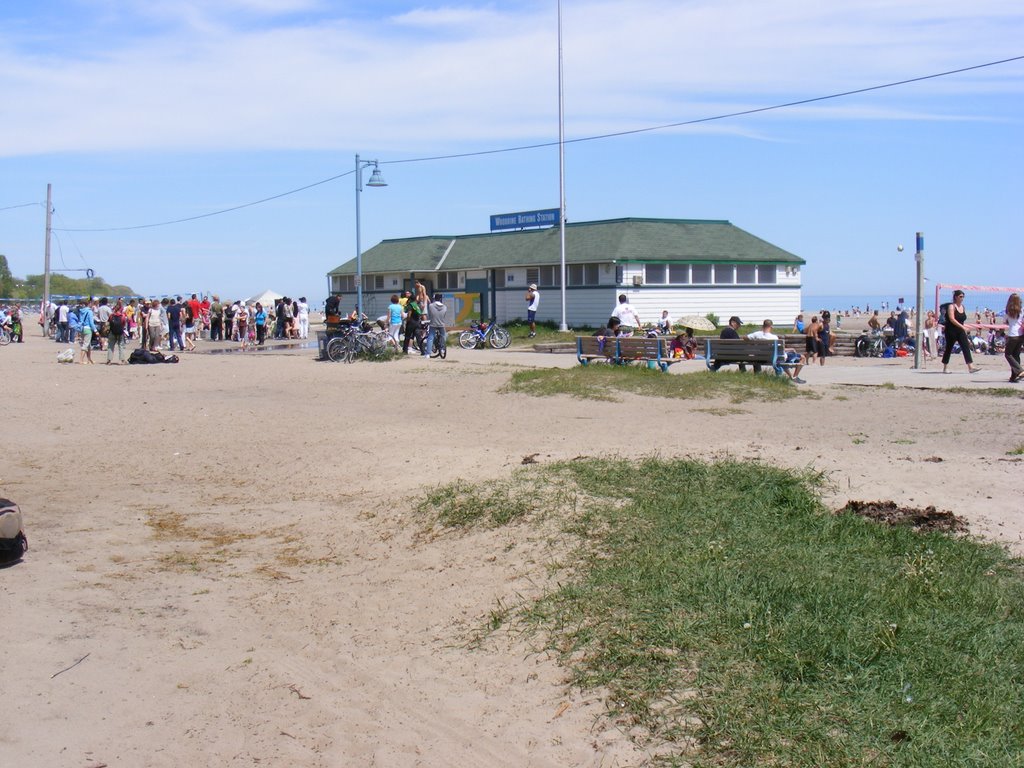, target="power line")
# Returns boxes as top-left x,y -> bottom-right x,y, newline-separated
55,54 -> 1024,233
386,54 -> 1024,163
0,202 -> 41,212
58,170 -> 354,233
